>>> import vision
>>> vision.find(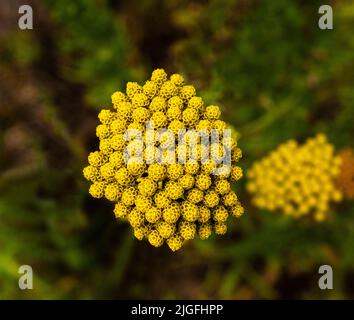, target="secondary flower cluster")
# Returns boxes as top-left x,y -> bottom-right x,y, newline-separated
247,134 -> 342,221
335,148 -> 354,199
83,69 -> 243,251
